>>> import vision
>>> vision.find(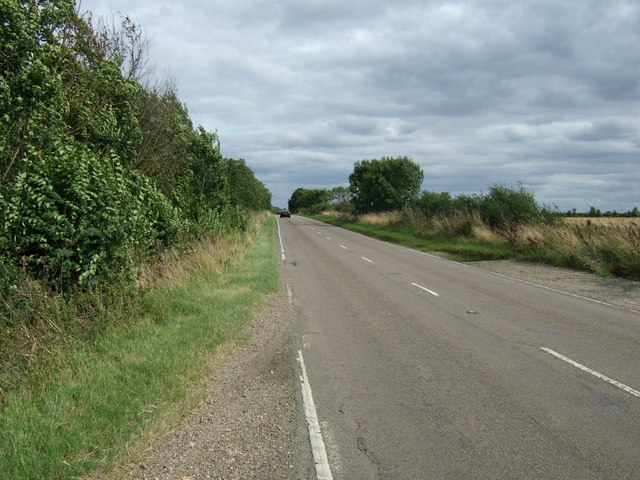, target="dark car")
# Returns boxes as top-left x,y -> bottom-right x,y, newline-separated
279,210 -> 291,218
